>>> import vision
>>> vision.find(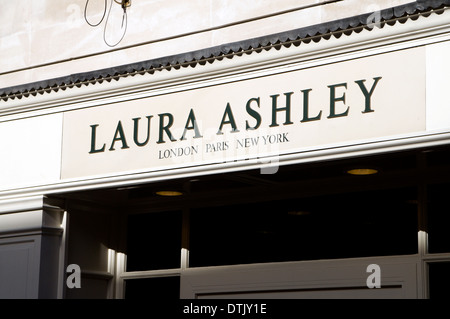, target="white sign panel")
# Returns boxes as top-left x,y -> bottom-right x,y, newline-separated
61,47 -> 426,179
